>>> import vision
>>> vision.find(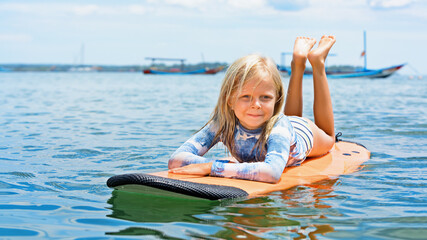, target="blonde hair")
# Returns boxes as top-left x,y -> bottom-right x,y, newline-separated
205,54 -> 285,162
